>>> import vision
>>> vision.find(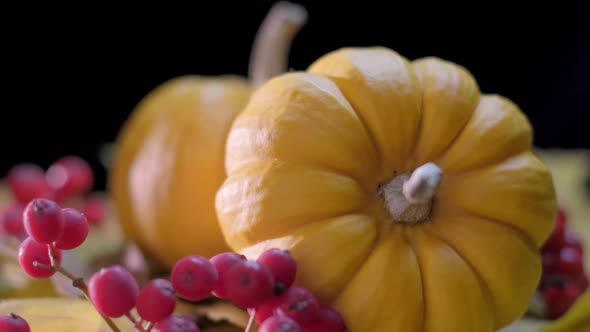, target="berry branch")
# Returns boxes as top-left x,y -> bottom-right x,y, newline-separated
1,151 -> 349,332
145,321 -> 154,332
28,244 -> 123,332
245,309 -> 256,332
125,312 -> 146,332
